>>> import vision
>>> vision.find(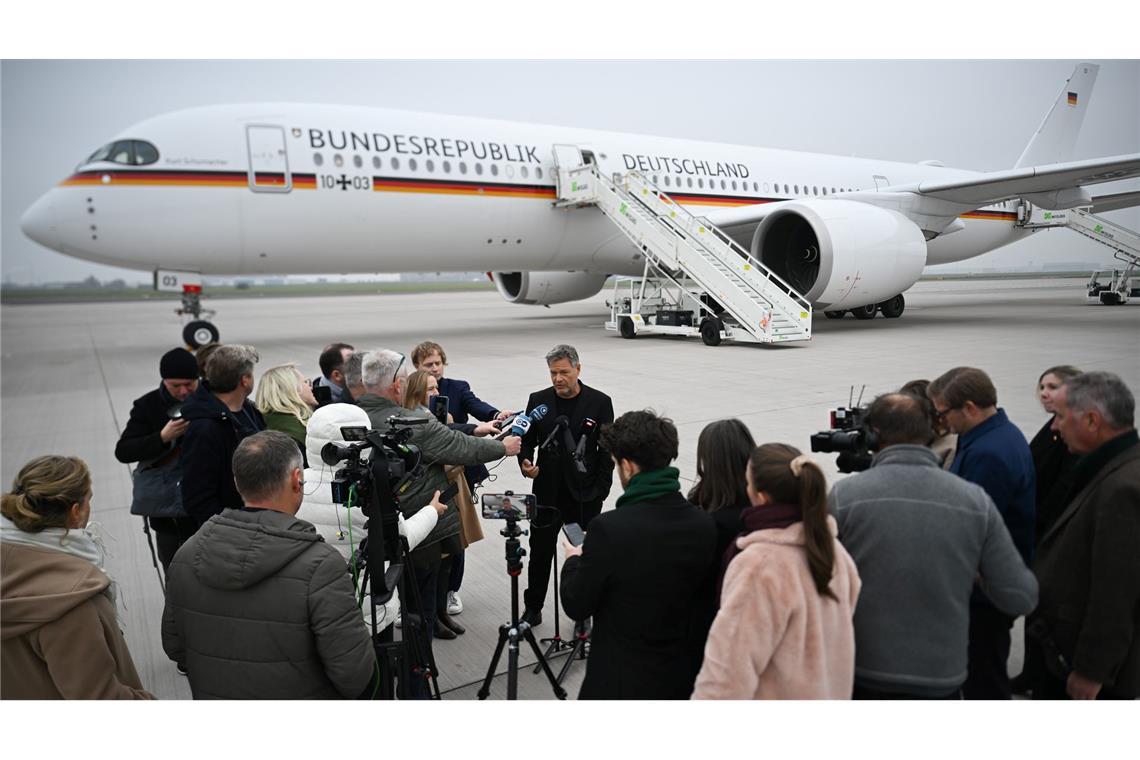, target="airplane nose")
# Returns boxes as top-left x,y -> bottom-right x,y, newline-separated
21,192 -> 60,250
